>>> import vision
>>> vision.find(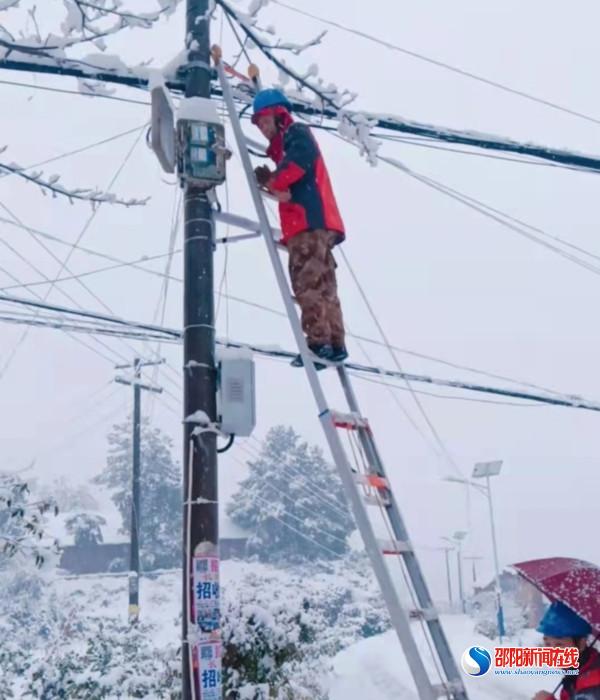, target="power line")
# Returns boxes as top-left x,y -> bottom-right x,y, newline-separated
0,126 -> 148,376
348,371 -> 544,408
0,214 -> 181,283
0,77 -> 151,106
271,0 -> 600,127
325,128 -> 600,281
2,212 -> 573,398
2,294 -> 598,412
10,124 -> 148,173
0,250 -> 183,293
339,247 -> 463,477
217,0 -> 600,172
